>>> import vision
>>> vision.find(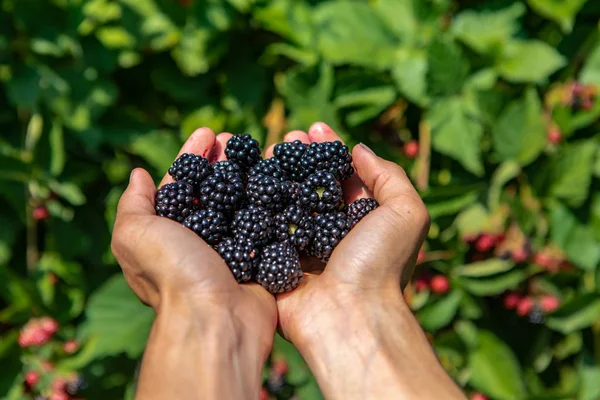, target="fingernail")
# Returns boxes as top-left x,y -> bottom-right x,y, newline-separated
359,143 -> 375,155
129,169 -> 136,183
